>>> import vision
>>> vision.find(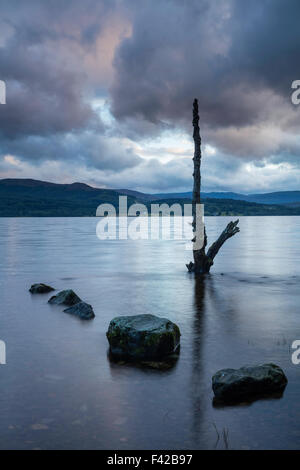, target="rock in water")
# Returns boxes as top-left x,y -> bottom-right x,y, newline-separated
106,314 -> 180,361
48,289 -> 81,306
29,283 -> 55,294
212,363 -> 287,402
63,301 -> 95,320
